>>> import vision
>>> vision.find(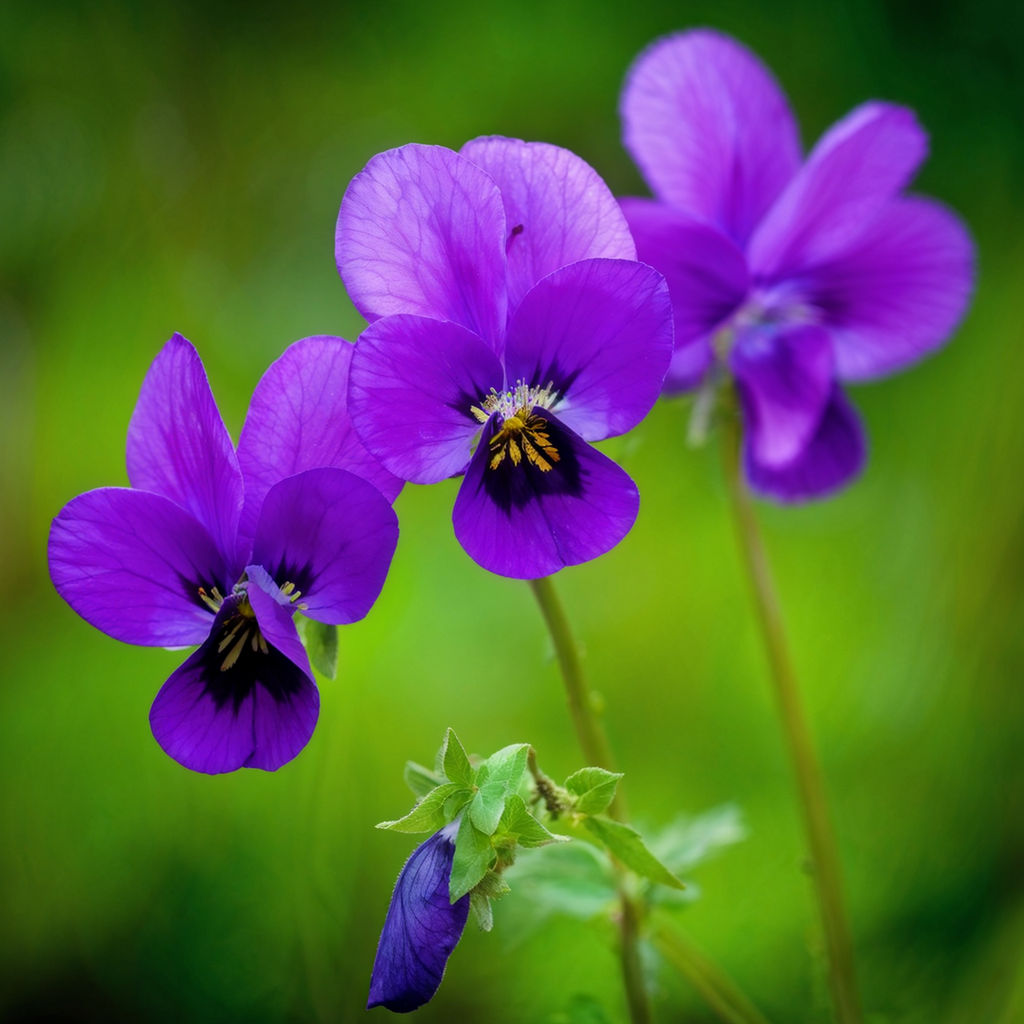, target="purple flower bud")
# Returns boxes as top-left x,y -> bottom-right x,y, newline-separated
368,826 -> 470,1013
